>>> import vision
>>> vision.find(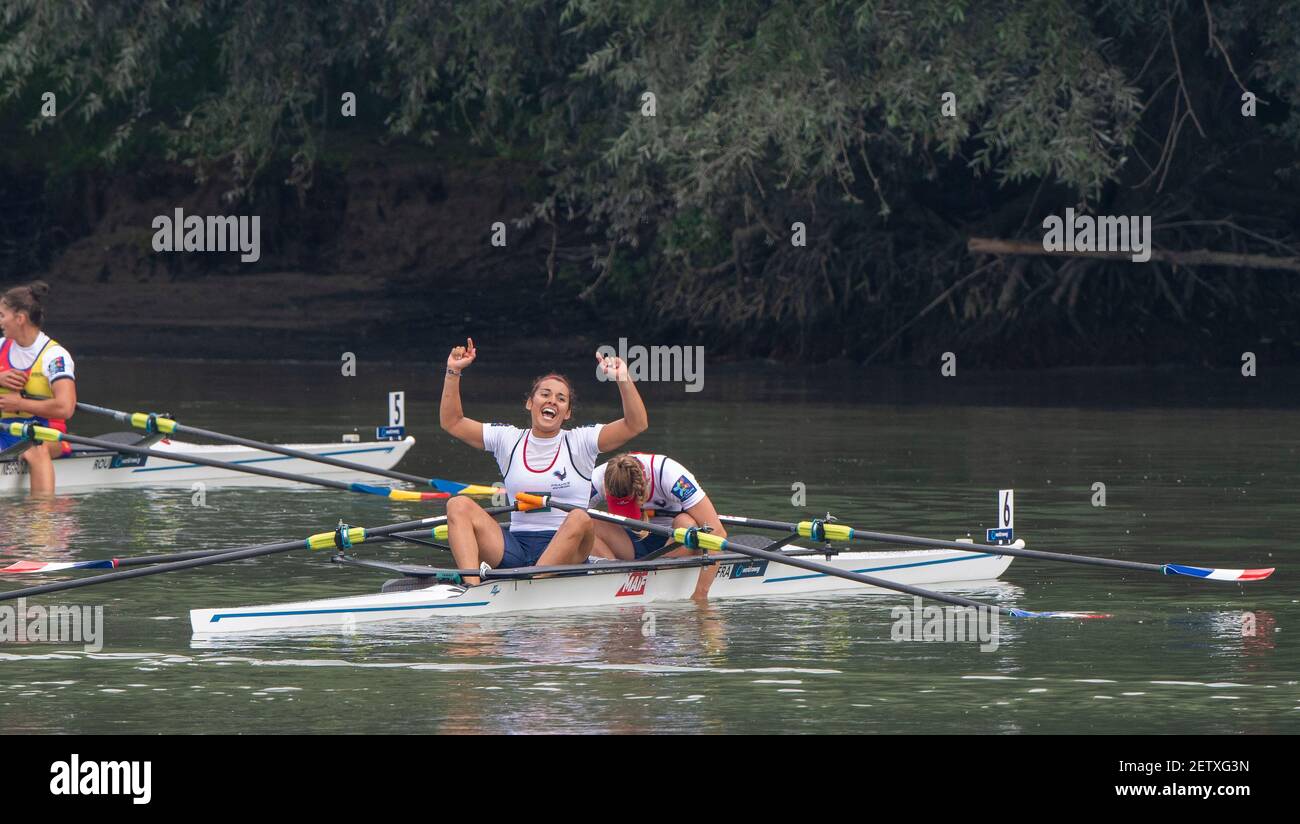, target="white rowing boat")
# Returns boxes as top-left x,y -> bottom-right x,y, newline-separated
0,434 -> 416,495
189,545 -> 1014,635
